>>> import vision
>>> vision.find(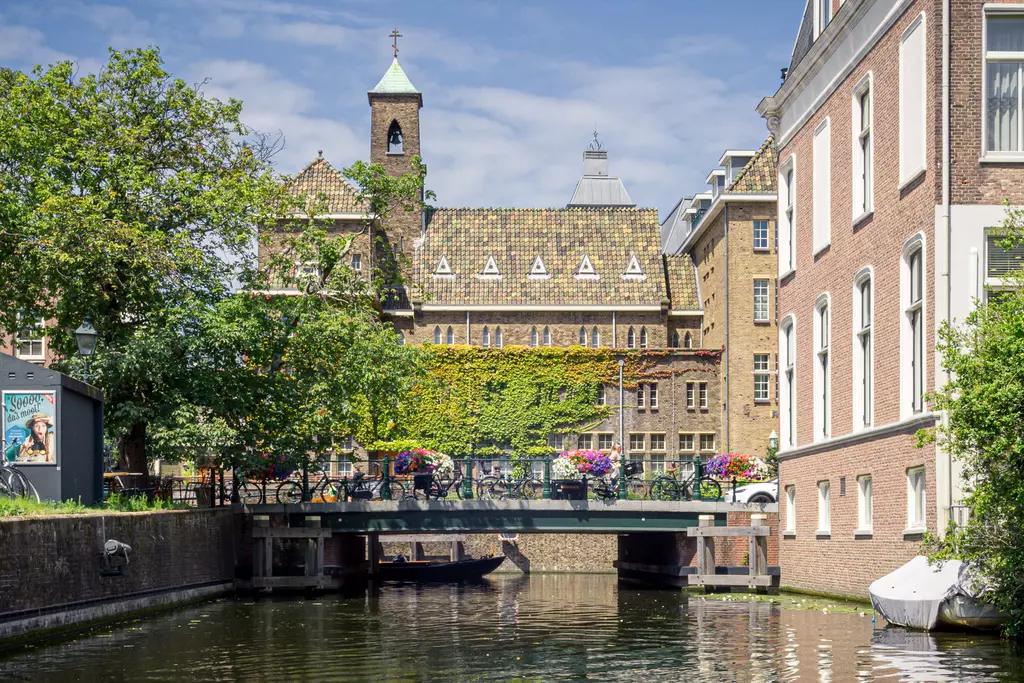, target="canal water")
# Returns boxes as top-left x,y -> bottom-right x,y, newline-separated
2,575 -> 1022,682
